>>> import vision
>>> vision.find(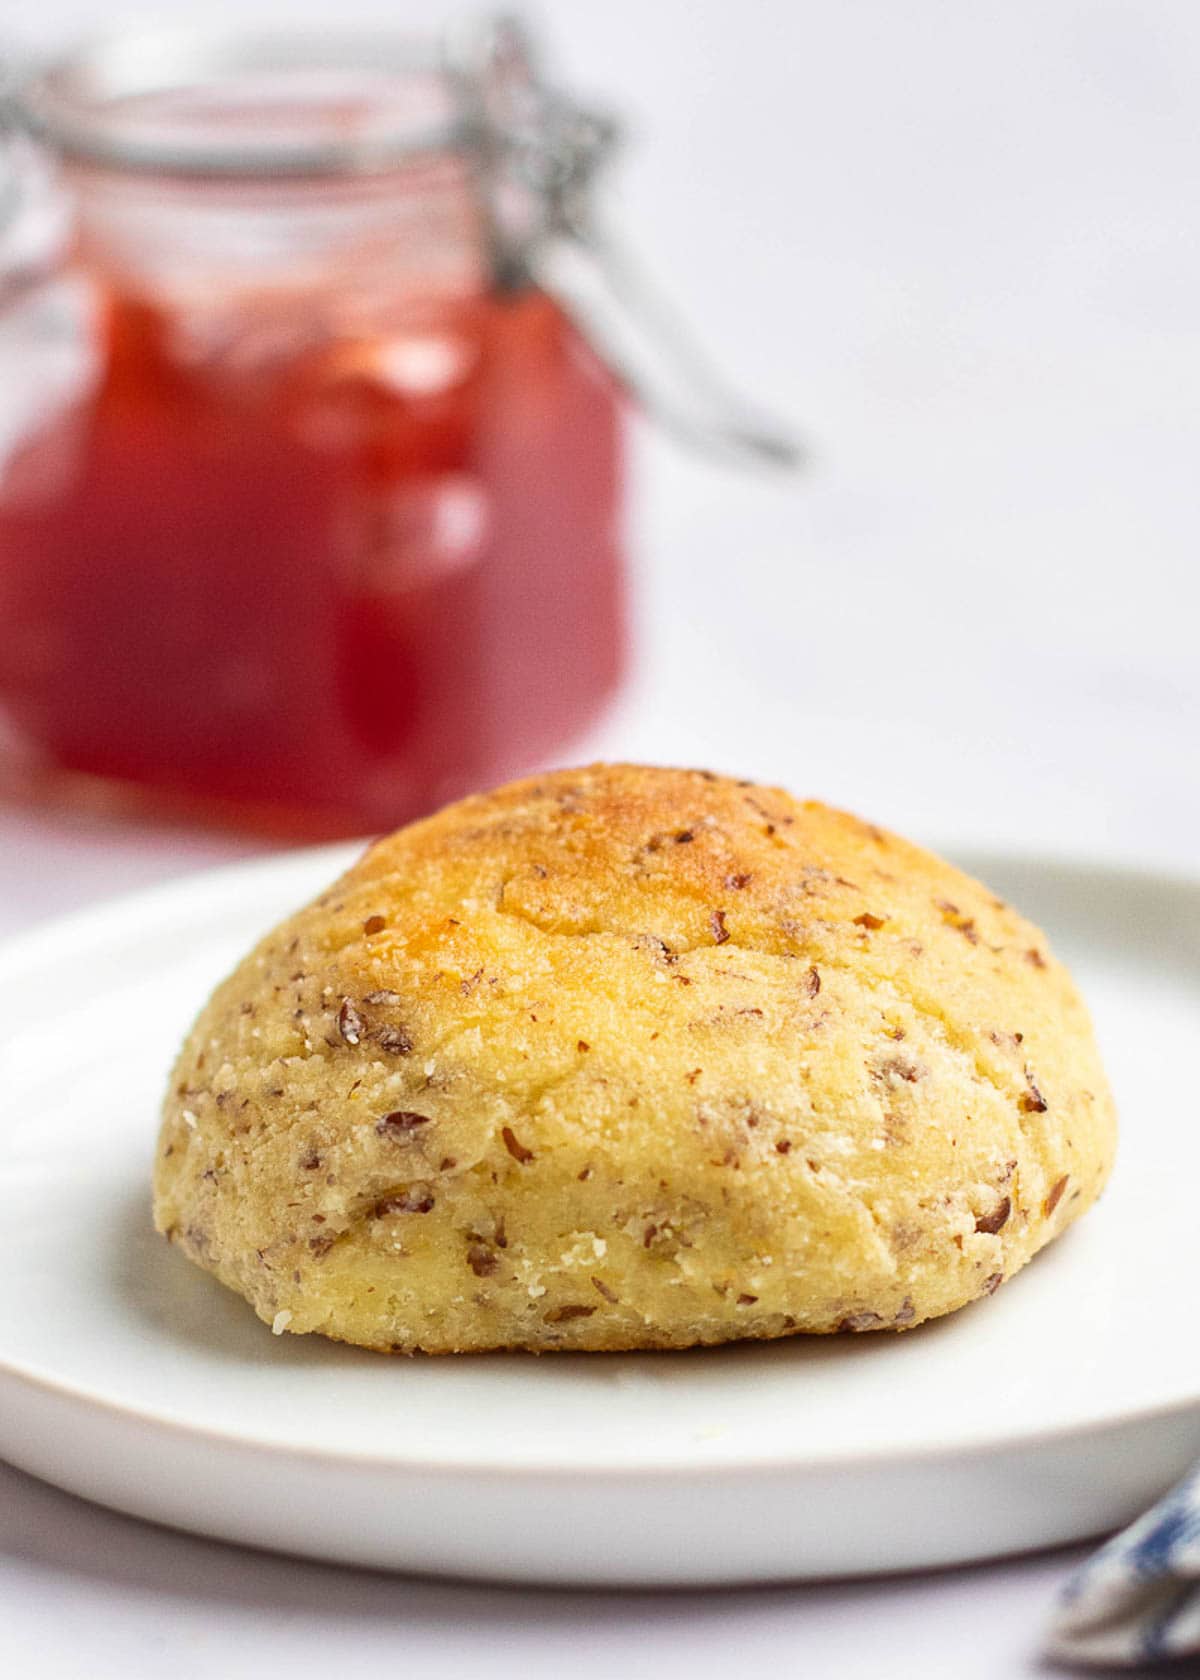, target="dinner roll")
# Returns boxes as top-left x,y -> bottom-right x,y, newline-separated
154,764 -> 1116,1351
